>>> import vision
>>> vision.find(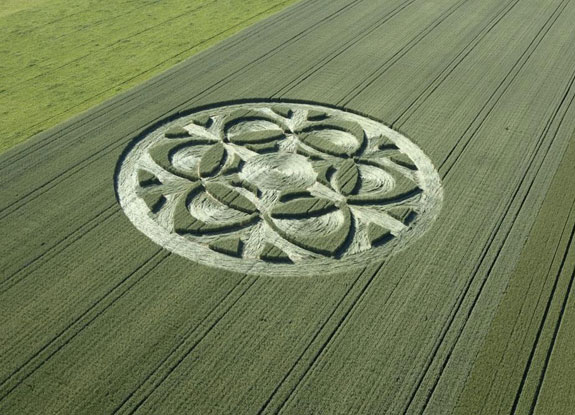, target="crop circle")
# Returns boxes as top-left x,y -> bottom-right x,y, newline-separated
115,101 -> 443,276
